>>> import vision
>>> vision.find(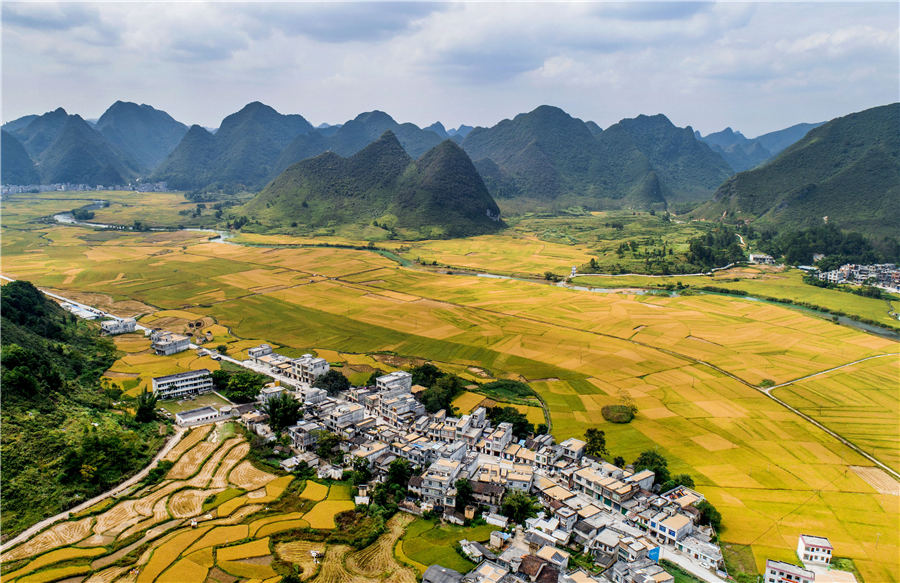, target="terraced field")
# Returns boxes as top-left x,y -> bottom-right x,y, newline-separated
2,196 -> 899,580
